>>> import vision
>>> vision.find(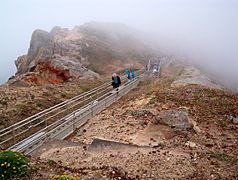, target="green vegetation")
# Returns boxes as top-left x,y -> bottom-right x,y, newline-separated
80,85 -> 91,92
85,63 -> 99,74
16,103 -> 34,116
146,80 -> 238,130
61,93 -> 67,98
148,96 -> 158,105
36,101 -> 43,107
48,159 -> 57,166
42,91 -> 51,97
79,80 -> 100,93
232,172 -> 238,178
50,174 -> 76,180
0,150 -> 29,179
207,151 -> 234,162
131,109 -> 150,117
0,100 -> 7,107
